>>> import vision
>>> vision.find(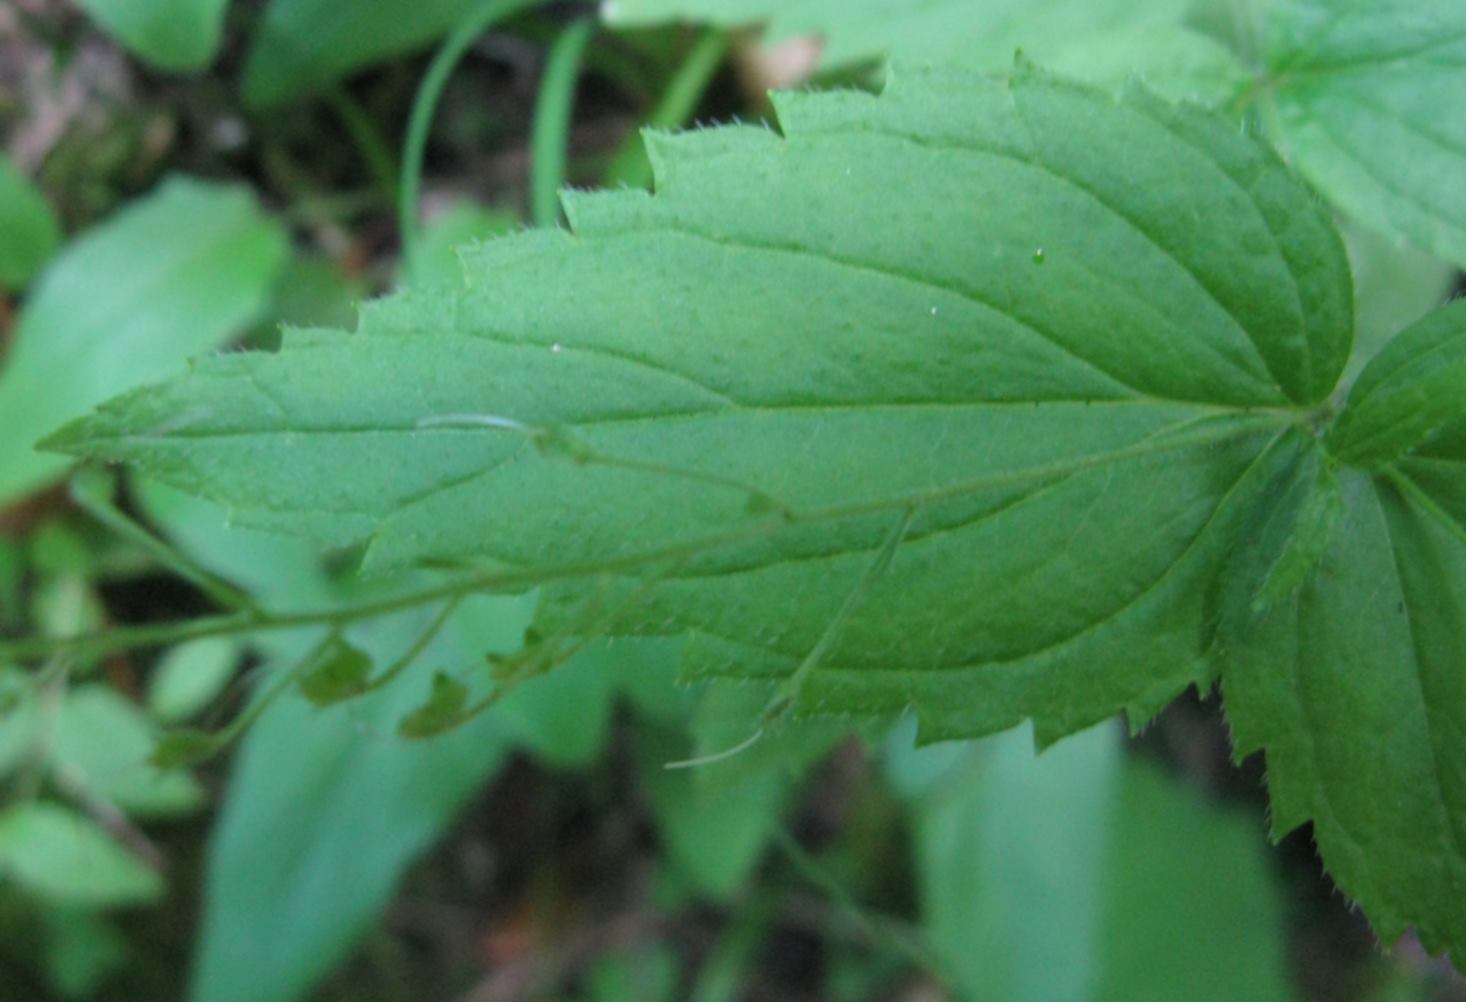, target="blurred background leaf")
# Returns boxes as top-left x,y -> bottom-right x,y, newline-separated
242,0 -> 527,108
74,0 -> 230,72
0,177 -> 288,507
0,803 -> 162,908
0,156 -> 62,292
891,721 -> 1294,1002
